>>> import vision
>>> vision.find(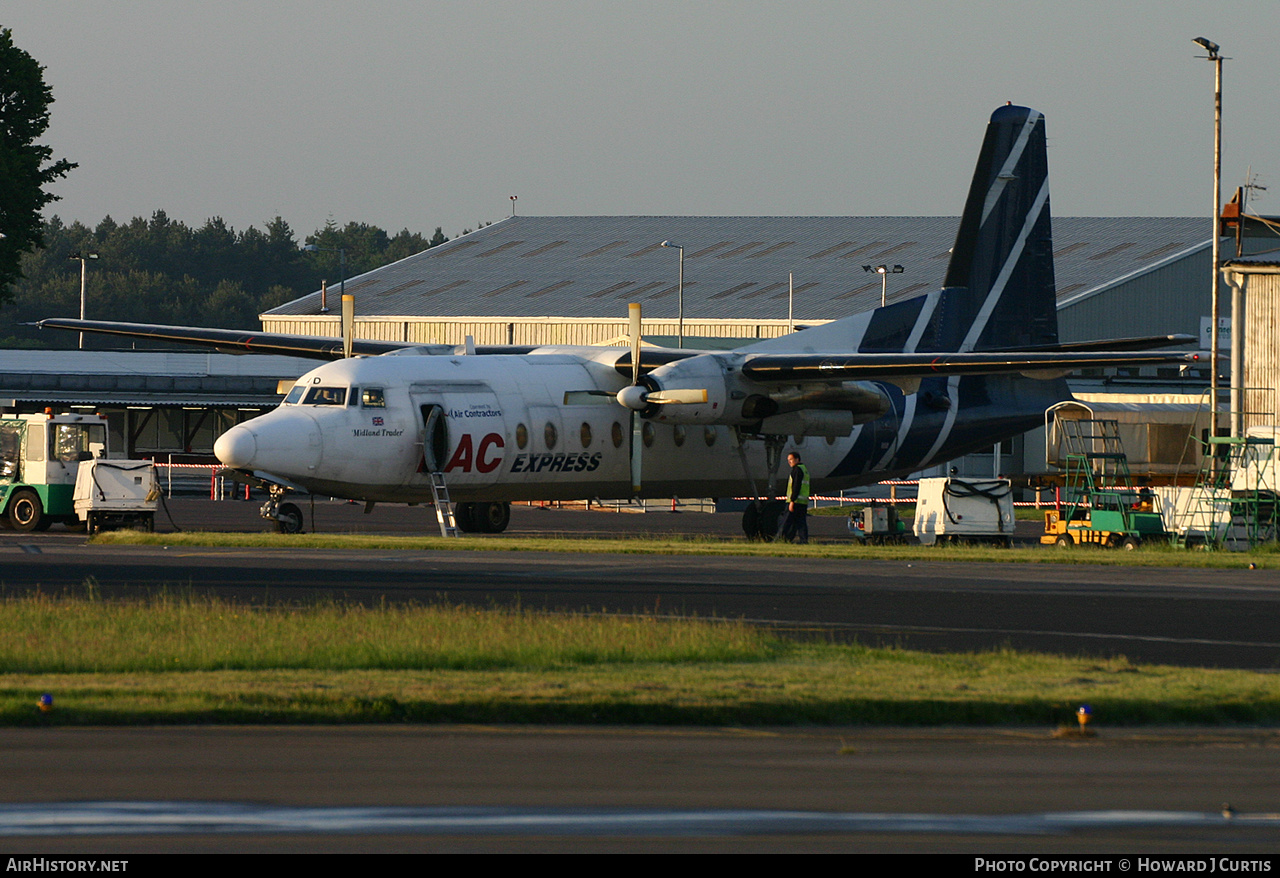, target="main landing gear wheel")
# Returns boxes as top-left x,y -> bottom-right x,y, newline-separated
742,499 -> 785,542
7,489 -> 43,533
474,501 -> 511,533
454,502 -> 478,533
276,501 -> 303,535
456,502 -> 510,534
